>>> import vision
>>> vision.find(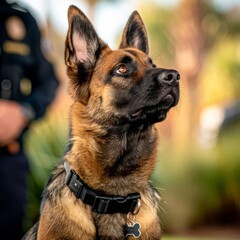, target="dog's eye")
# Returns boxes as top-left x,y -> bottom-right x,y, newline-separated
116,64 -> 128,75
